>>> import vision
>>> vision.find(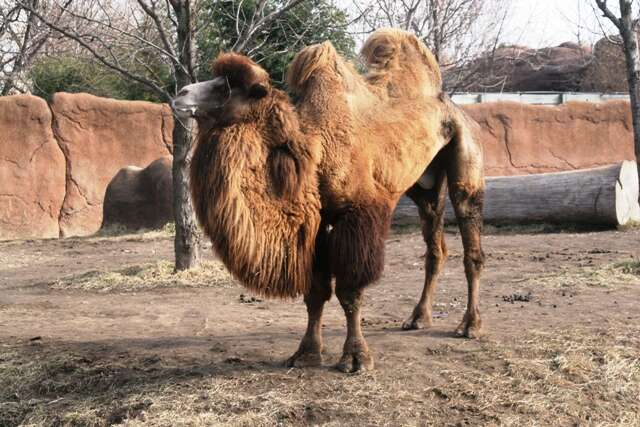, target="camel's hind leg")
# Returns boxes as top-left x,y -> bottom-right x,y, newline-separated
402,162 -> 448,330
447,138 -> 486,339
